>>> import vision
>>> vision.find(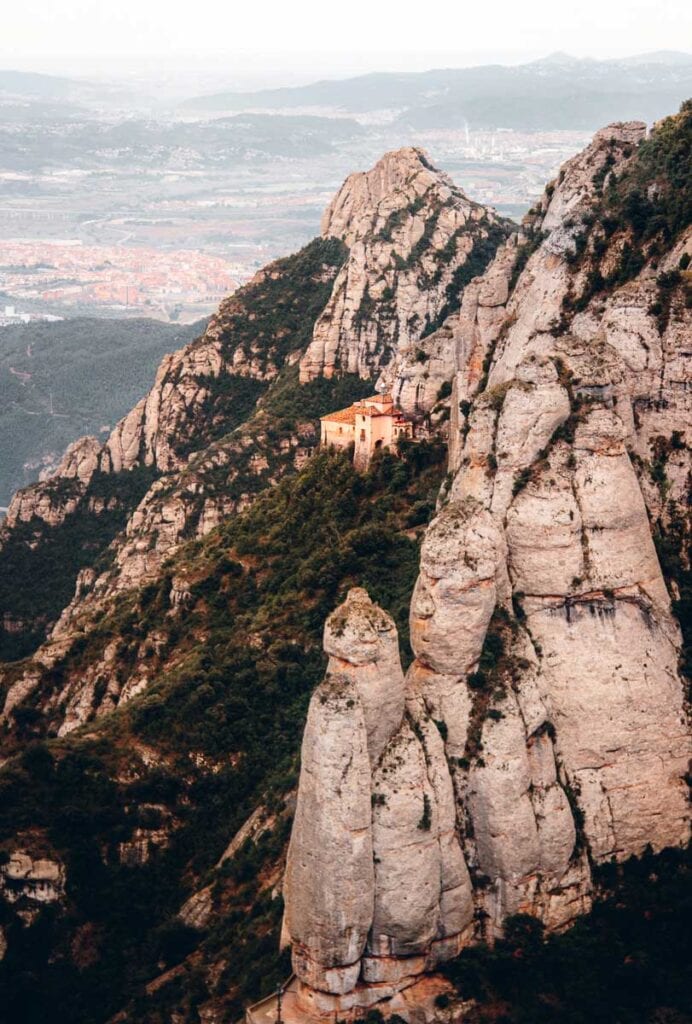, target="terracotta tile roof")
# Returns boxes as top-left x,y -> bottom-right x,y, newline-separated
321,406 -> 357,424
322,395 -> 408,424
